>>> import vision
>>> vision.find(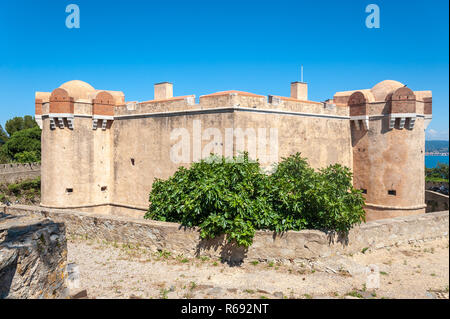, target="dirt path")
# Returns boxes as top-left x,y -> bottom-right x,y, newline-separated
67,236 -> 449,299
